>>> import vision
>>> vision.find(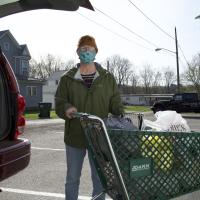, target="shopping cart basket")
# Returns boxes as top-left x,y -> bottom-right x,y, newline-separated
77,113 -> 200,200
